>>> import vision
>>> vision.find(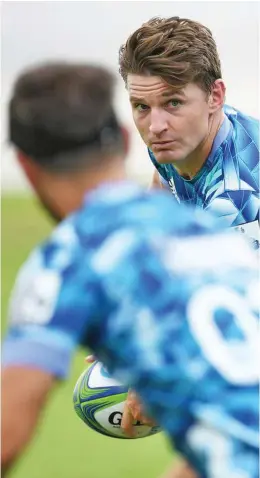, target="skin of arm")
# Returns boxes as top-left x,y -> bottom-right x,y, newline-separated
1,366 -> 56,475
